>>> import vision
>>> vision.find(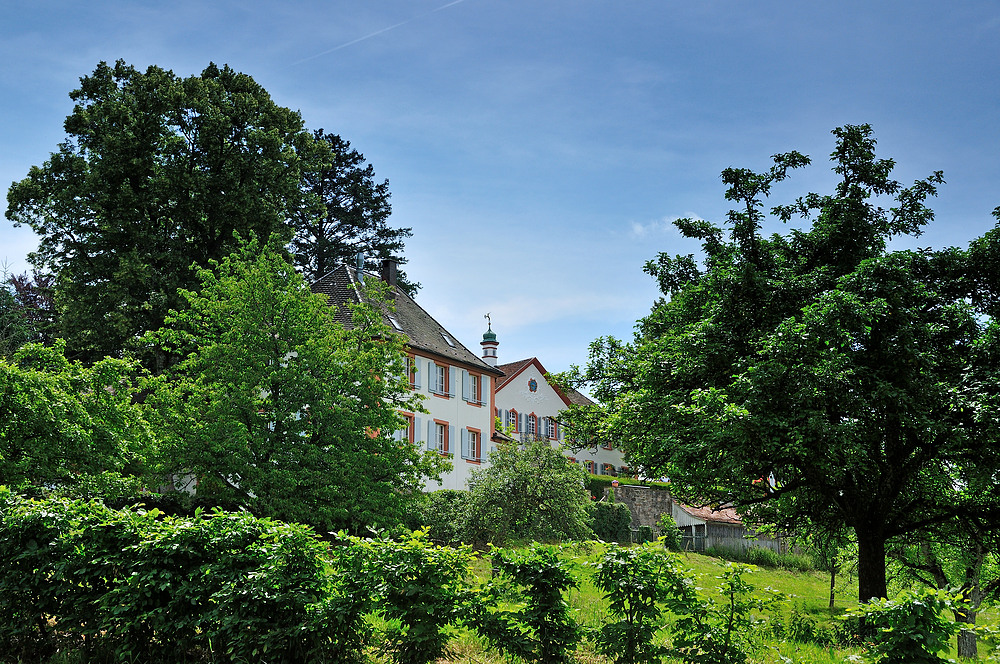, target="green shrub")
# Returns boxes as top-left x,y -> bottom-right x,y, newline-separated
704,544 -> 814,572
665,562 -> 784,664
0,492 -> 365,663
637,525 -> 654,543
591,543 -> 674,664
419,489 -> 469,545
656,512 -> 683,552
848,587 -> 962,664
593,501 -> 632,543
585,475 -> 671,500
470,543 -> 582,664
354,529 -> 475,664
465,440 -> 593,545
